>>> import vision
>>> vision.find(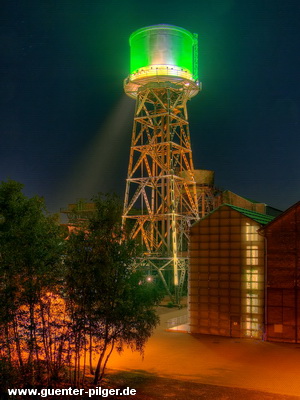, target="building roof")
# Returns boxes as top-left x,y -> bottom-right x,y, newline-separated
224,204 -> 275,225
260,200 -> 300,232
192,203 -> 276,228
